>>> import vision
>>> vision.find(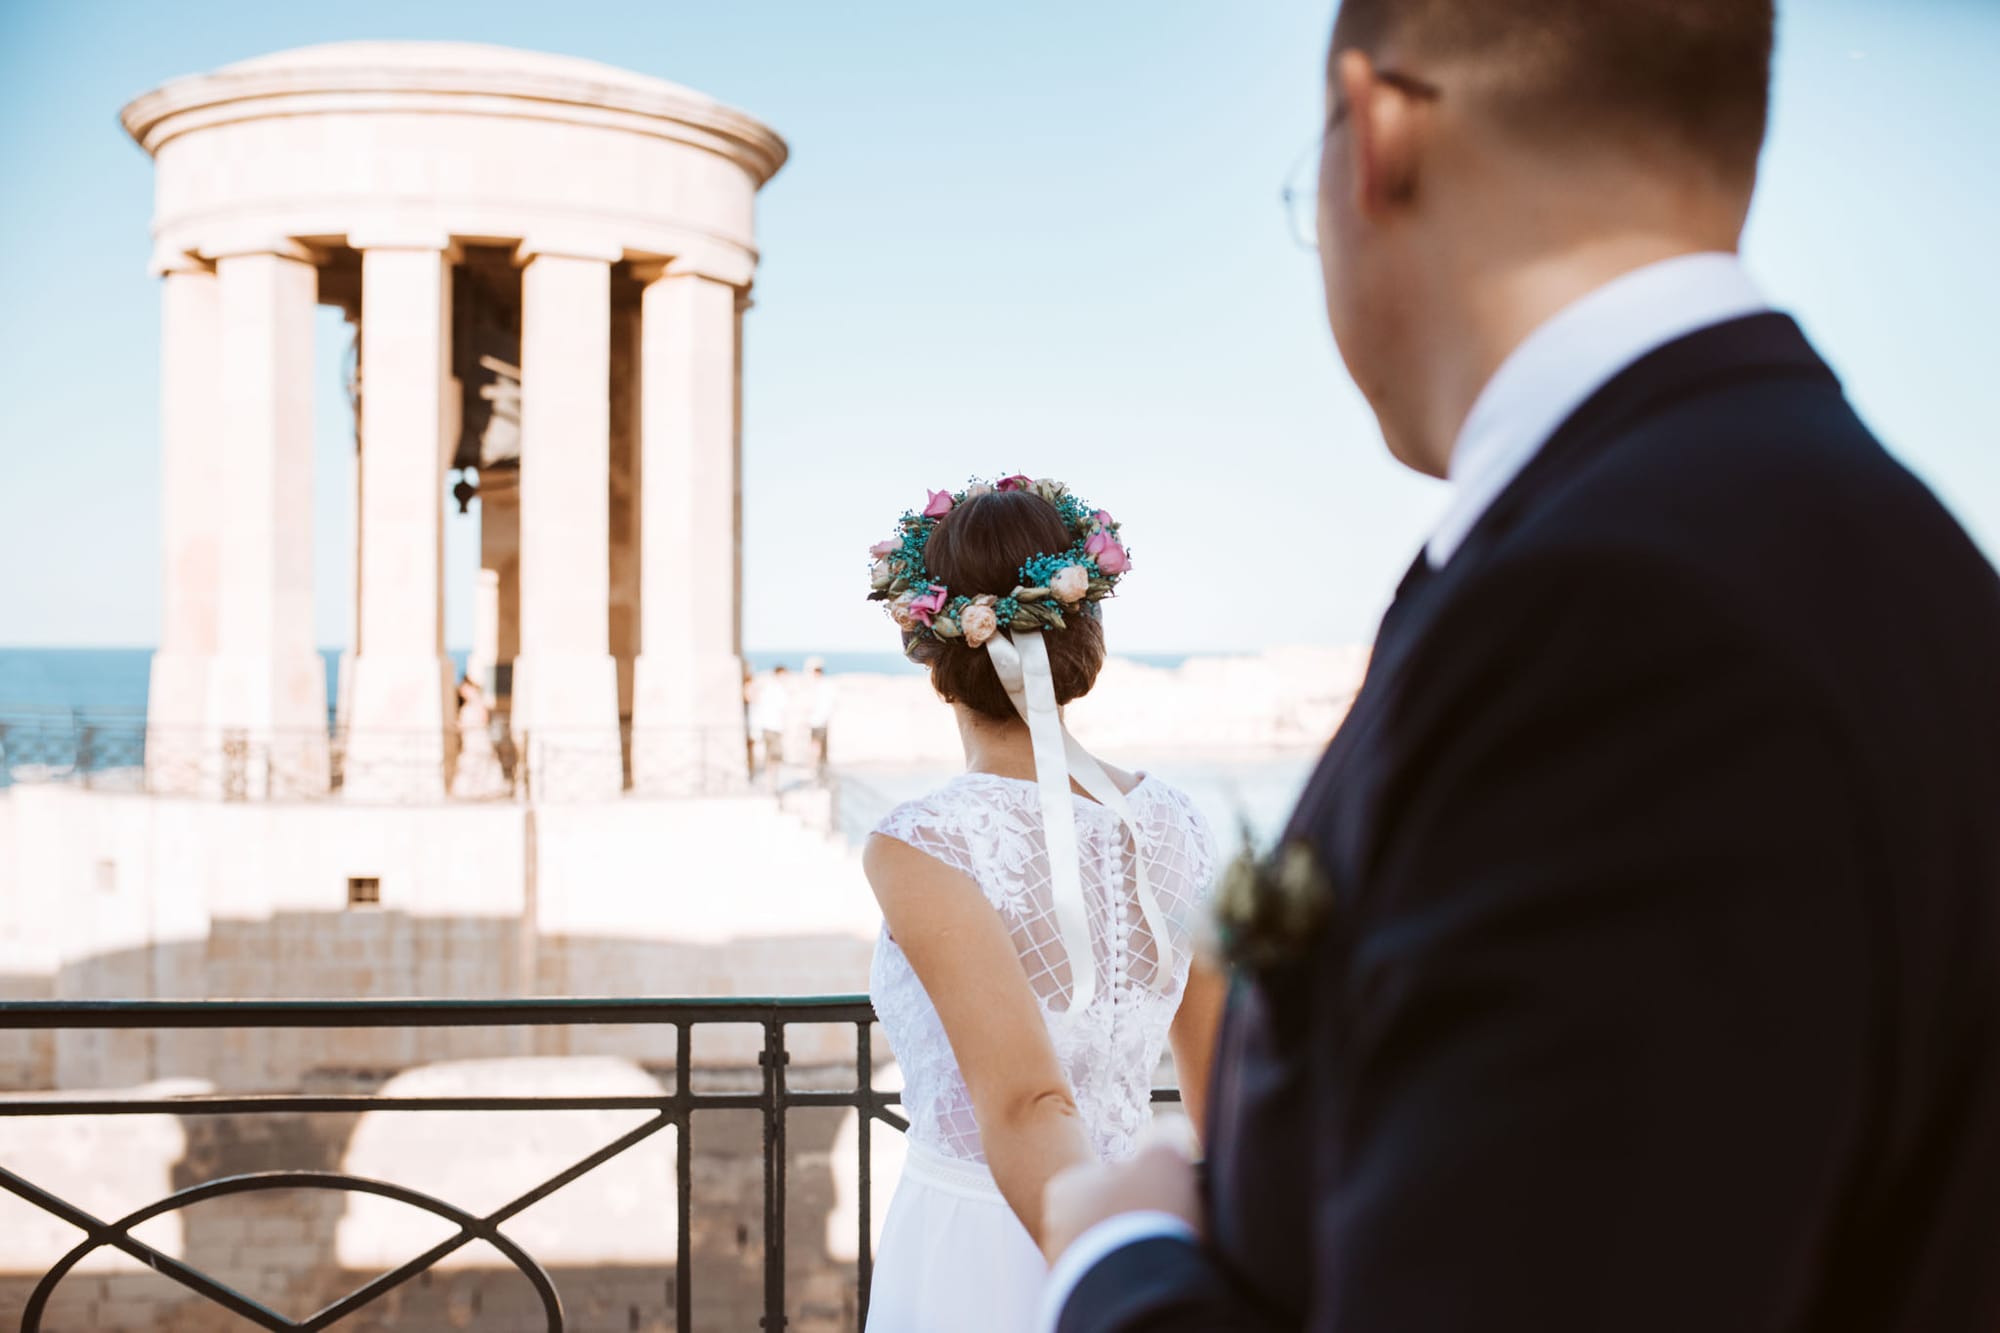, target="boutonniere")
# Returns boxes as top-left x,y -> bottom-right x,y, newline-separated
1211,827 -> 1335,972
